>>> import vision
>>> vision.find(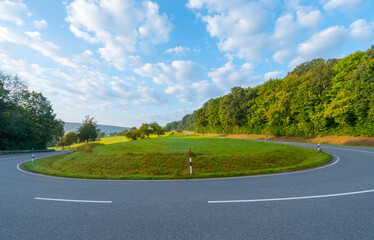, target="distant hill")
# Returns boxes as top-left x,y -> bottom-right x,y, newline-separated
64,122 -> 129,135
